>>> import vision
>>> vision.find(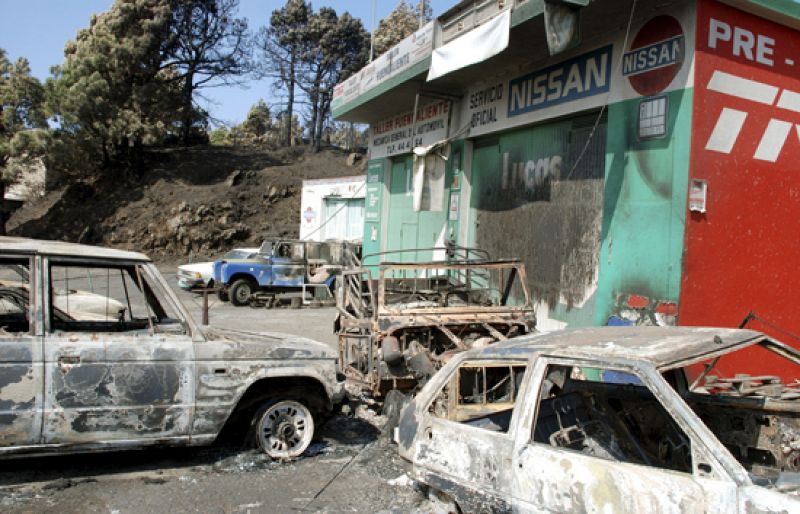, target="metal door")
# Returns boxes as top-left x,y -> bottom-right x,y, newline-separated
41,260 -> 195,445
0,256 -> 44,447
